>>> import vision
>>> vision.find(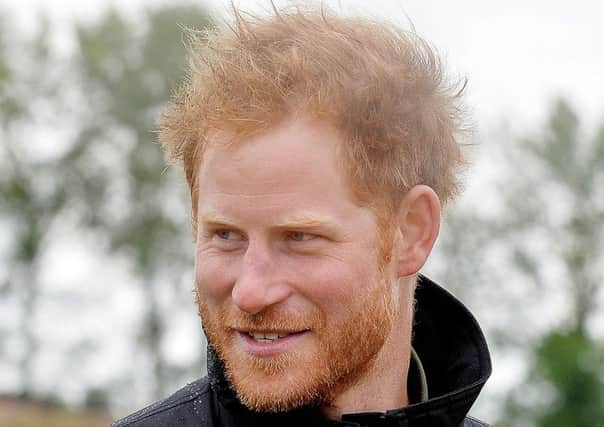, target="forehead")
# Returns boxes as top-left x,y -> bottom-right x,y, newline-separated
203,118 -> 341,180
196,117 -> 364,223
